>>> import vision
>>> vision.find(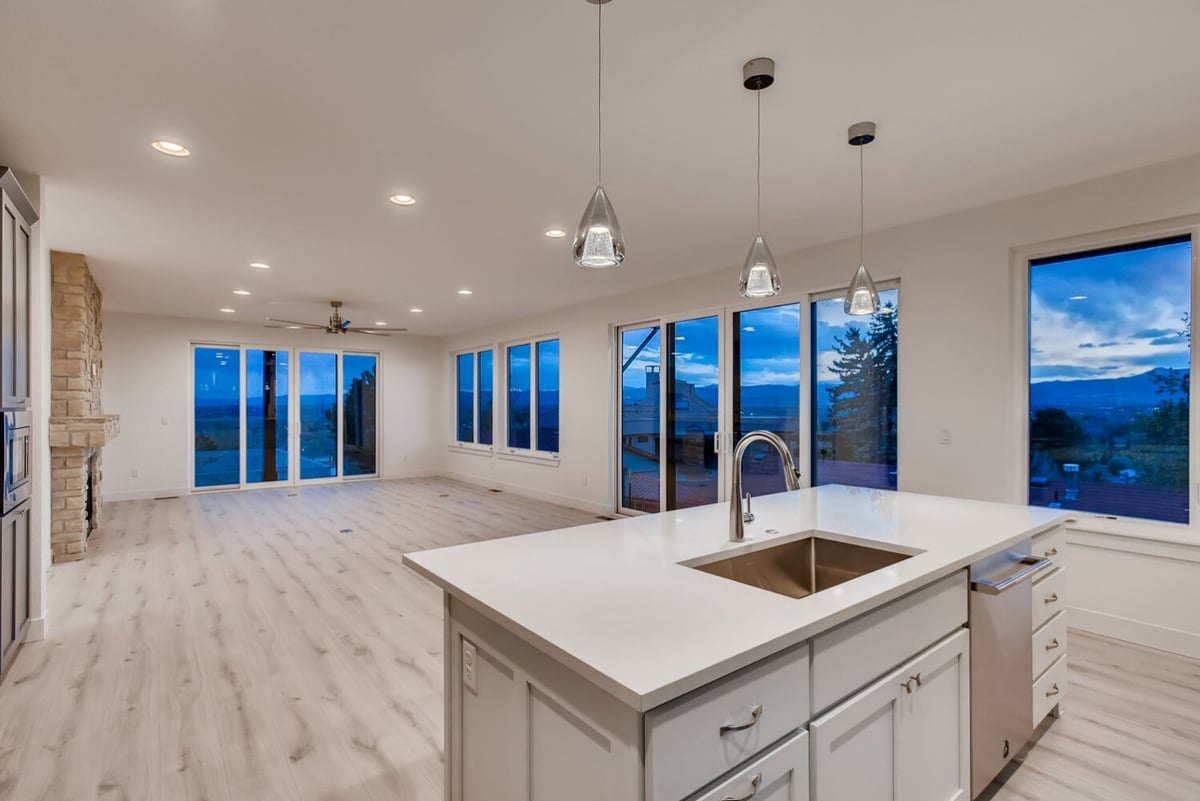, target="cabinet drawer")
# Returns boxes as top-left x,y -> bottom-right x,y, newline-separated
1032,526 -> 1066,564
1033,653 -> 1067,724
1032,567 -> 1066,631
645,643 -> 809,801
1032,612 -> 1067,681
811,570 -> 967,714
693,730 -> 808,801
